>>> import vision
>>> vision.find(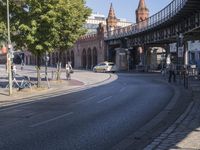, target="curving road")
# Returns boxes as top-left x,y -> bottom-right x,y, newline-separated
0,73 -> 174,150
